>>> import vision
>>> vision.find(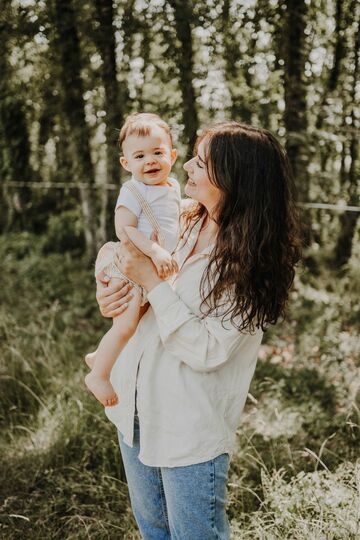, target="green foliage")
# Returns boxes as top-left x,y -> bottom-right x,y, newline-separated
41,208 -> 85,253
0,233 -> 138,538
0,0 -> 359,533
0,233 -> 359,538
1,0 -> 359,261
224,252 -> 360,535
